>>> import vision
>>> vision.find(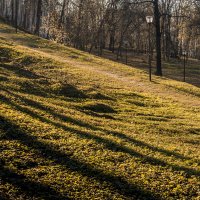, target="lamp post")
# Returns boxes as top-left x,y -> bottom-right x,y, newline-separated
124,41 -> 129,65
182,51 -> 187,82
146,16 -> 153,81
